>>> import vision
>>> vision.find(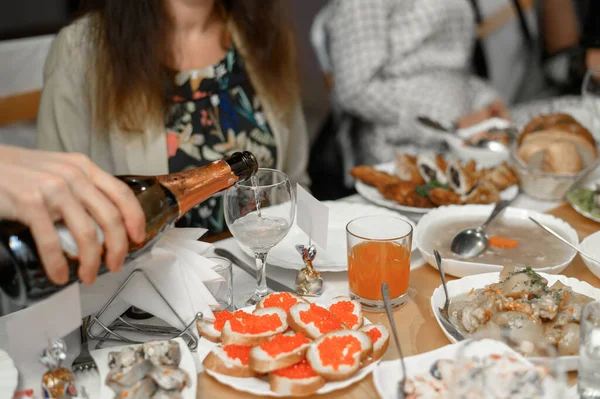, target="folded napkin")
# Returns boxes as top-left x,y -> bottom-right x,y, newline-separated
80,227 -> 221,336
